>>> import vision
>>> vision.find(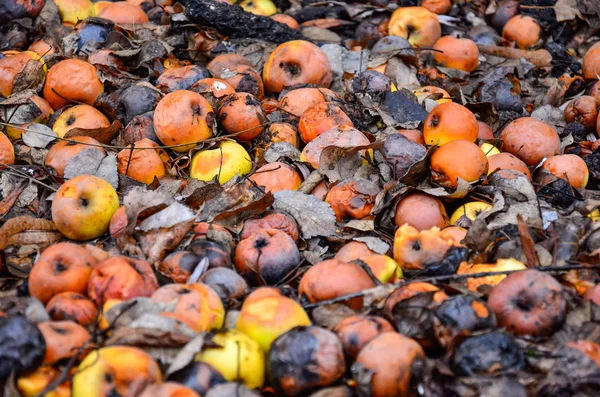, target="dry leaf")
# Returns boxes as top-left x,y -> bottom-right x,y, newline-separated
0,217 -> 57,250
64,149 -> 119,189
21,124 -> 56,149
273,190 -> 337,239
554,0 -> 583,21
